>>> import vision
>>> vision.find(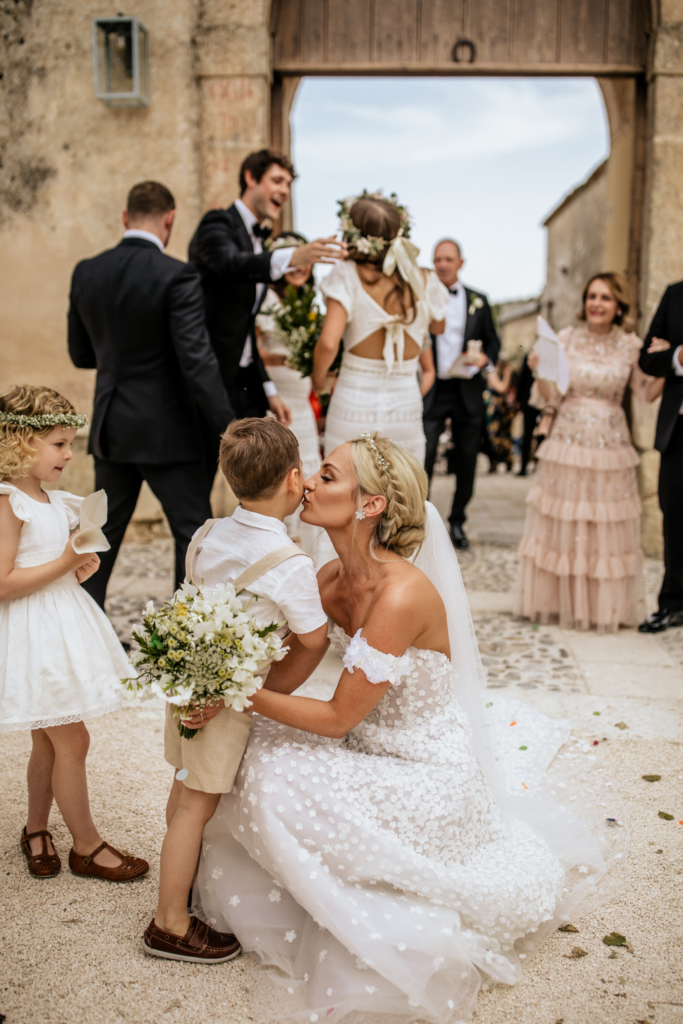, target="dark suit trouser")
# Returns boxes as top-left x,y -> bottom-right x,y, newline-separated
82,458 -> 212,609
520,404 -> 540,474
658,415 -> 683,612
424,379 -> 483,527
